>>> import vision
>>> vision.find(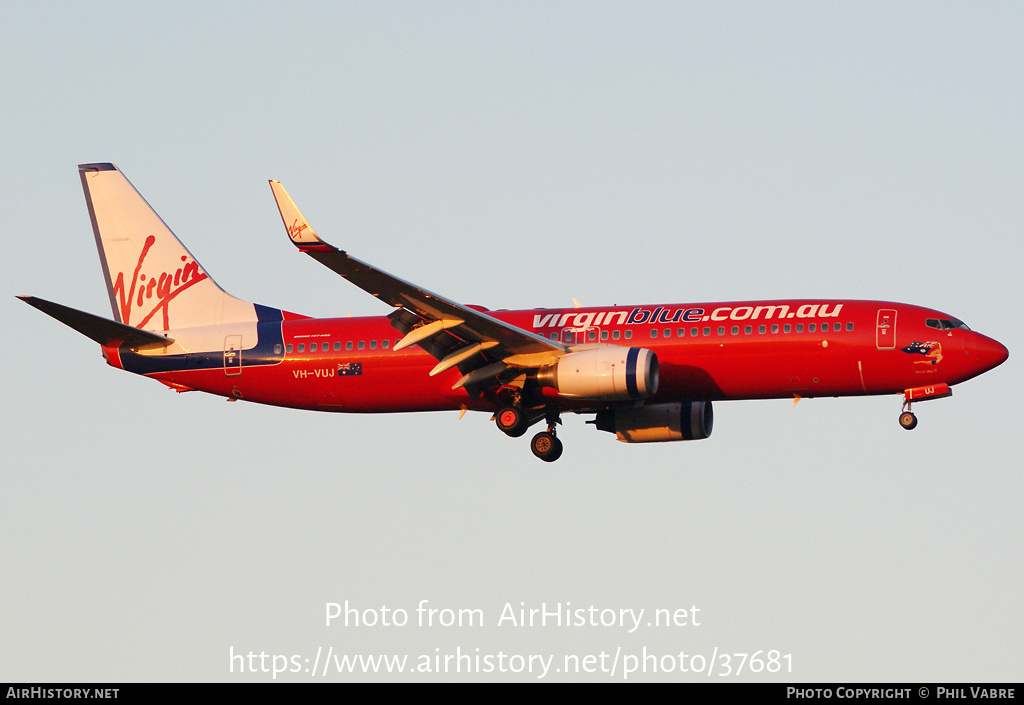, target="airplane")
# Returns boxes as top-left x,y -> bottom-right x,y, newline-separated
19,163 -> 1009,462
